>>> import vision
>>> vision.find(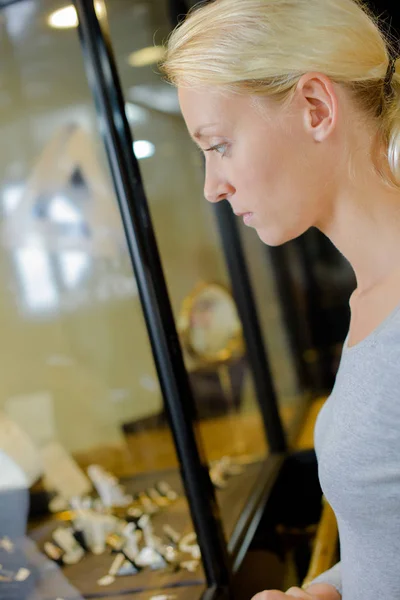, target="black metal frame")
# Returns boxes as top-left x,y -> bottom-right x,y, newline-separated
228,454 -> 284,571
74,0 -> 232,593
